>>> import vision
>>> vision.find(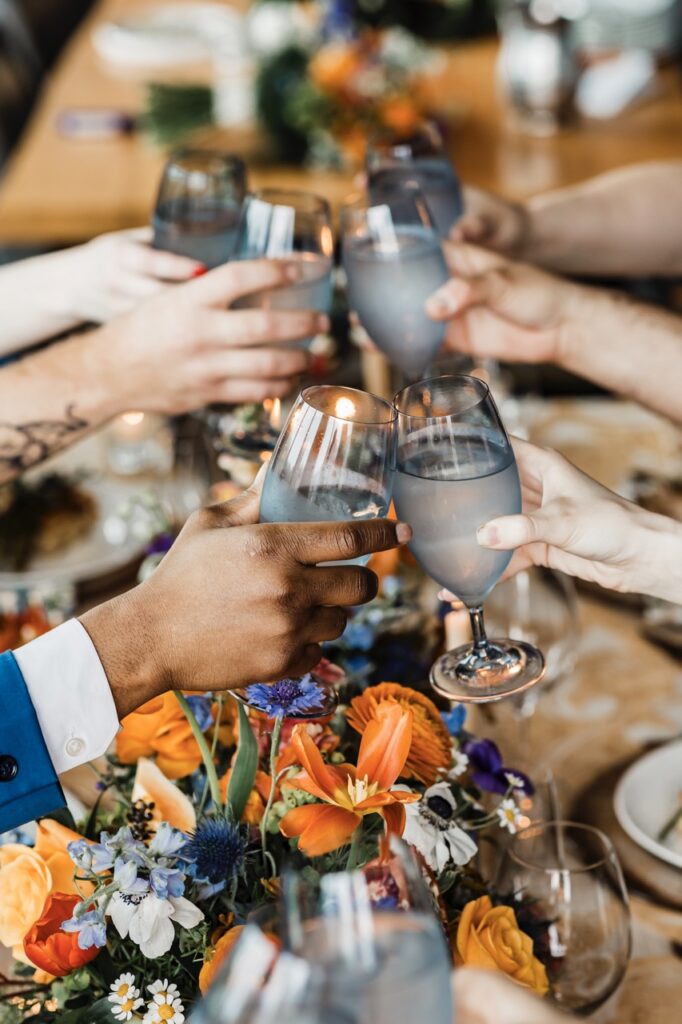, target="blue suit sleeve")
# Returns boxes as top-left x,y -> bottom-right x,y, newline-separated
0,650 -> 65,832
